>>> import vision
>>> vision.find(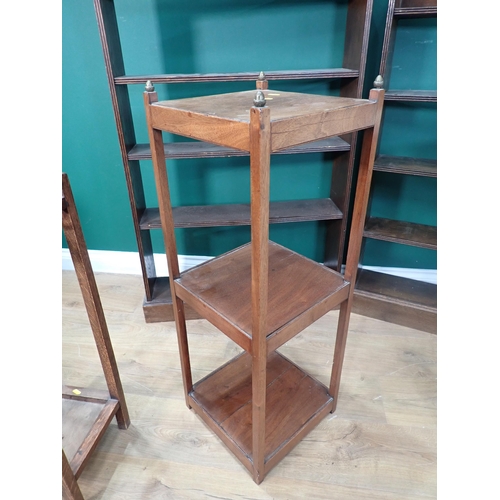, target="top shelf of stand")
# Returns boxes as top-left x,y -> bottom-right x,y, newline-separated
148,89 -> 379,153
